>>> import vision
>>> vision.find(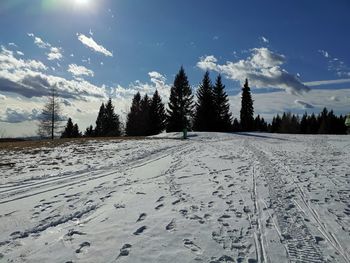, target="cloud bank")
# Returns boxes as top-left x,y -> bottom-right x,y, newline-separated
0,46 -> 106,100
197,47 -> 310,94
0,108 -> 40,123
